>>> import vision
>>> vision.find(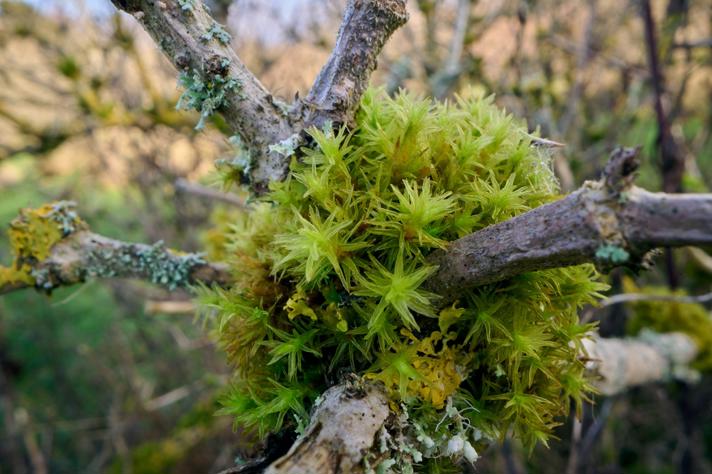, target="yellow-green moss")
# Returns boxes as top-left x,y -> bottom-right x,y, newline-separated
624,277 -> 712,371
200,88 -> 608,461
